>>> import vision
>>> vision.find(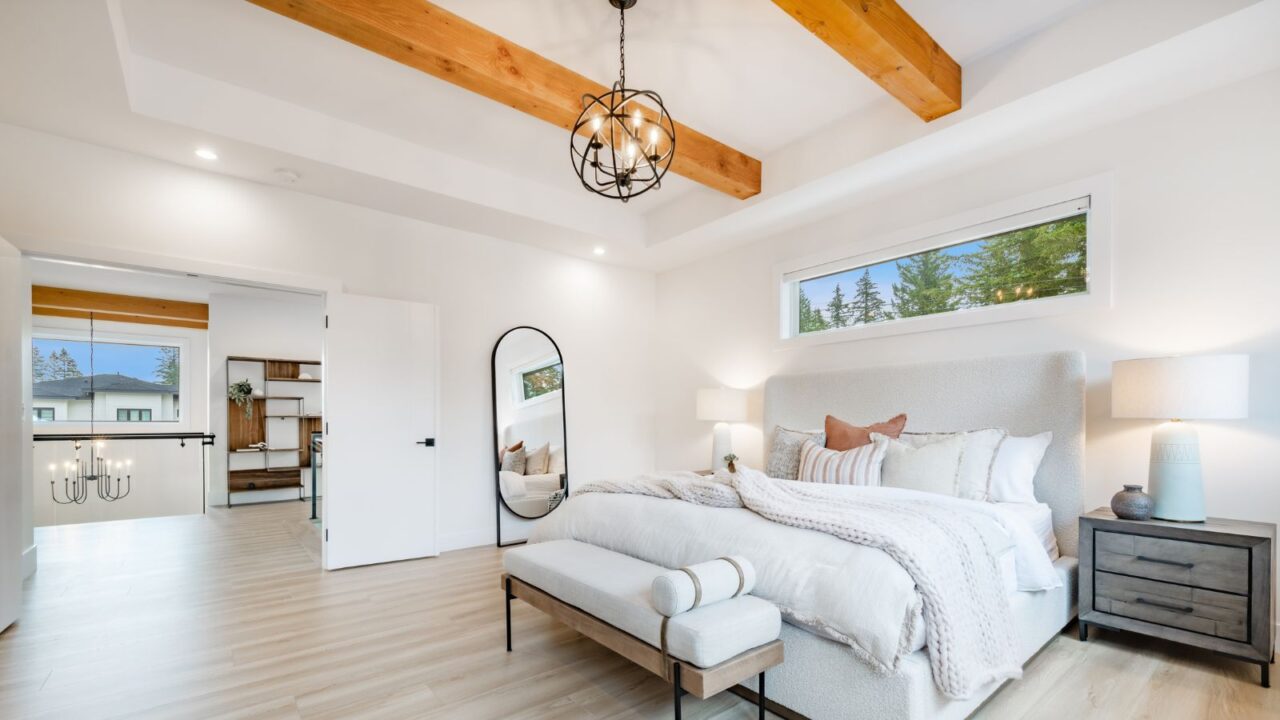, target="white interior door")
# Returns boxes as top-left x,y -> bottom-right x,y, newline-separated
0,237 -> 24,631
322,293 -> 437,570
